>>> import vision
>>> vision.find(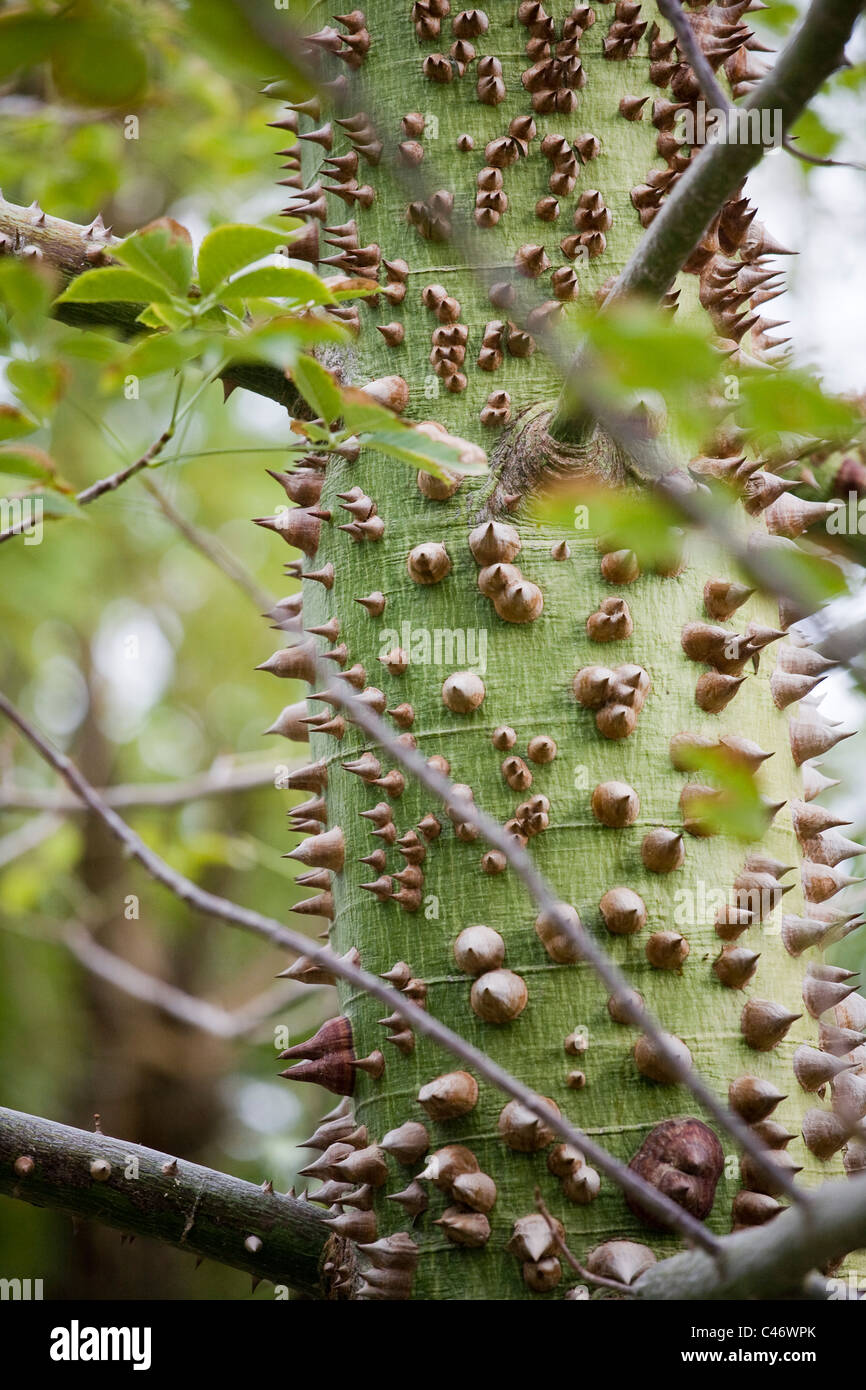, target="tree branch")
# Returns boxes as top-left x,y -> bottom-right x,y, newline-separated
63,925 -> 314,1039
0,756 -> 281,812
634,1175 -> 866,1300
550,0 -> 864,438
141,476 -> 276,612
0,1105 -> 329,1295
0,195 -> 301,411
658,0 -> 731,112
783,136 -> 866,173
